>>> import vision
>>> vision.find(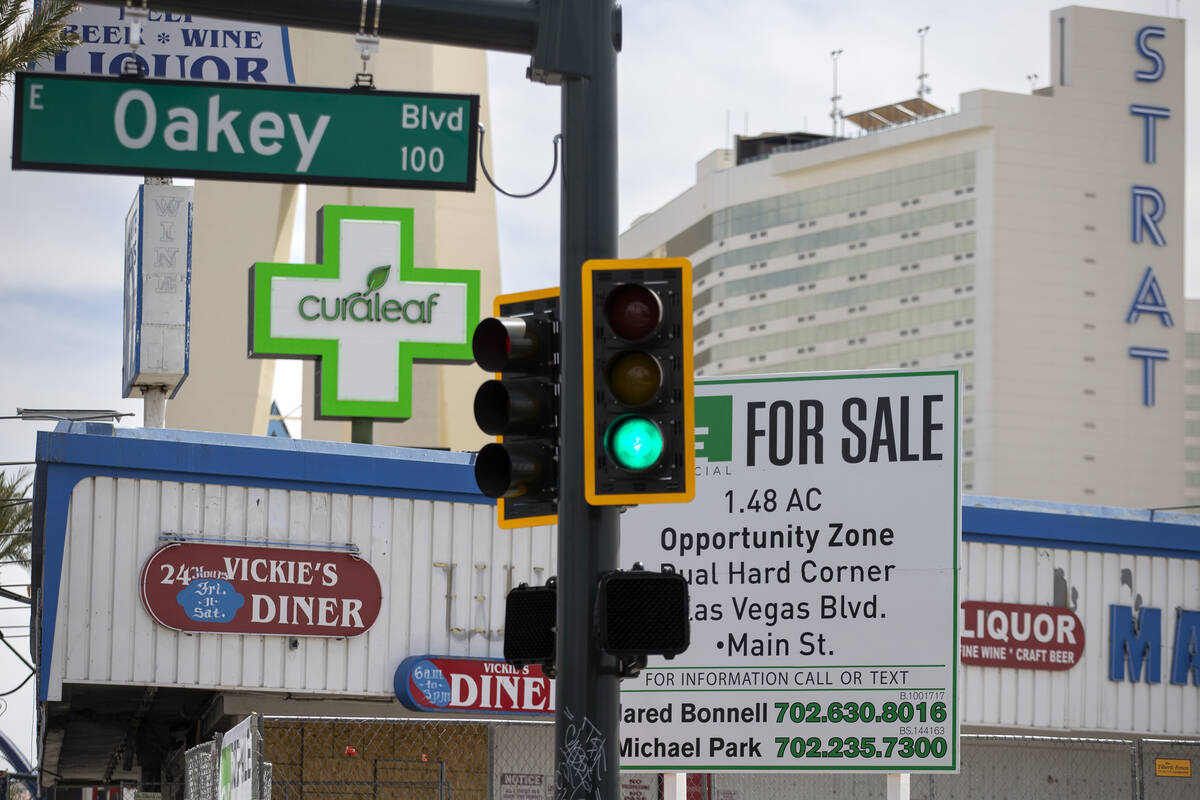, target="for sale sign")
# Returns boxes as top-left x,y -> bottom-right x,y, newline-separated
619,371 -> 960,772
